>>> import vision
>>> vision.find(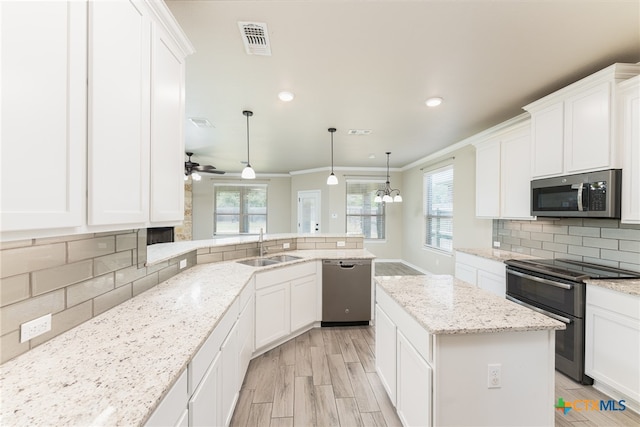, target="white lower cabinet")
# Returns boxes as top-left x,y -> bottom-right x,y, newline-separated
145,369 -> 189,427
254,261 -> 318,351
454,251 -> 506,297
396,331 -> 432,427
375,305 -> 397,404
189,351 -> 222,427
237,293 -> 254,388
585,285 -> 640,410
255,283 -> 291,349
221,322 -> 239,427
